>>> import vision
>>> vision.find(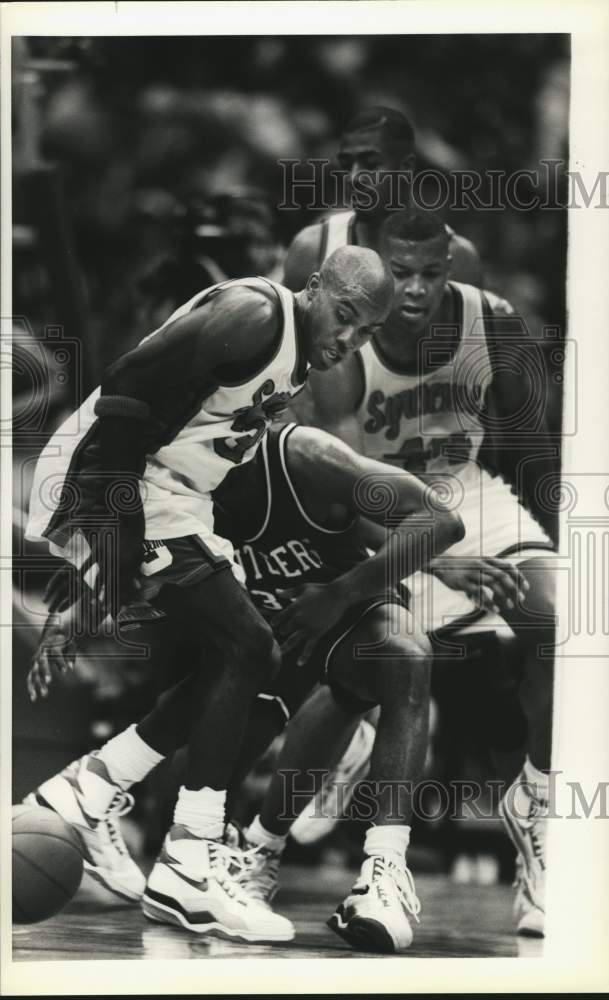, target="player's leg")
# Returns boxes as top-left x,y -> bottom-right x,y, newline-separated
142,565 -> 294,940
498,554 -> 556,937
244,602 -> 431,952
325,604 -> 430,953
22,567 -> 199,902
